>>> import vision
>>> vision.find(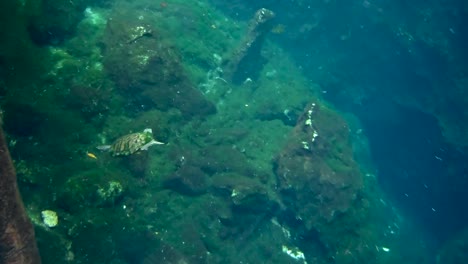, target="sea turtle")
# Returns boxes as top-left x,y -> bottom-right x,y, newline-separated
97,128 -> 164,156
